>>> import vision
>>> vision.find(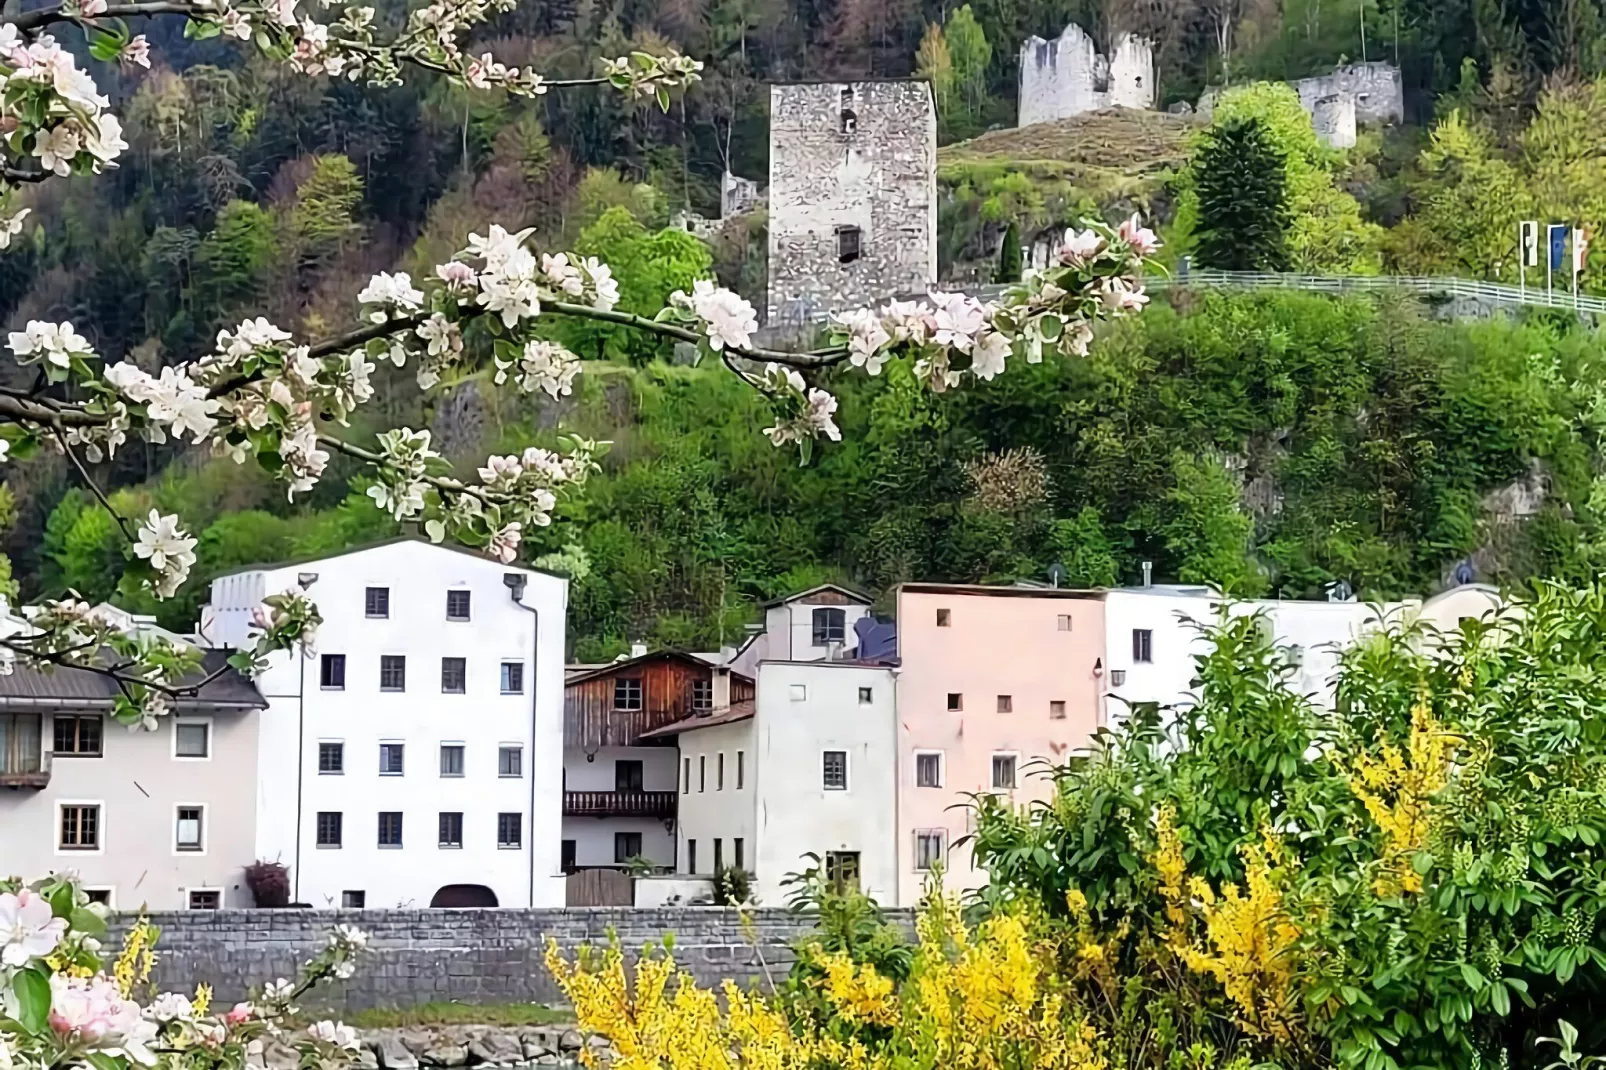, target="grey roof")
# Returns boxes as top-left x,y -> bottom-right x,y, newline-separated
0,649 -> 266,711
760,583 -> 872,608
207,535 -> 564,583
